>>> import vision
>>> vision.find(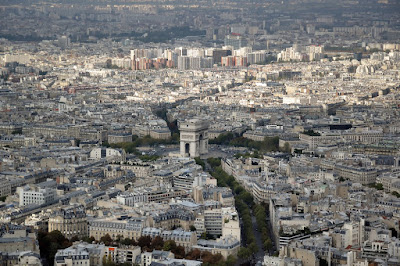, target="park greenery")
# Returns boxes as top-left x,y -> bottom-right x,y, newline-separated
302,129 -> 321,136
209,132 -> 279,153
12,128 -> 23,135
370,183 -> 384,190
207,157 -> 222,169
